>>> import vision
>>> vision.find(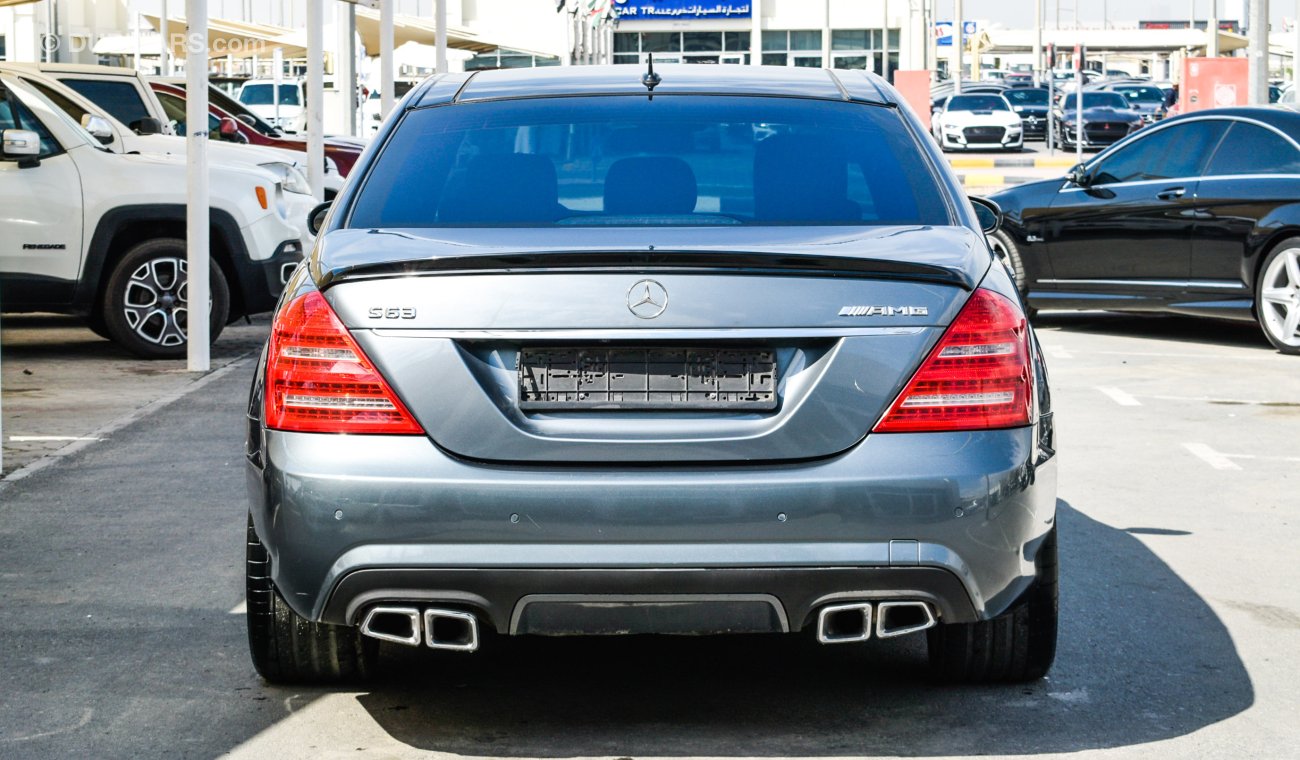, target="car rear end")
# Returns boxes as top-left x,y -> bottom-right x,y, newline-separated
244,66 -> 1058,684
